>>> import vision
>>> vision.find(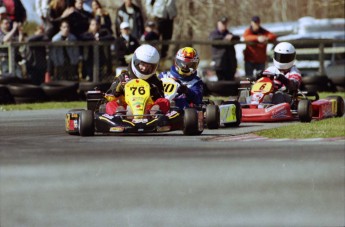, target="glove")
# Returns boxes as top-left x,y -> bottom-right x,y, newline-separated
177,84 -> 188,94
275,73 -> 289,86
104,94 -> 116,102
